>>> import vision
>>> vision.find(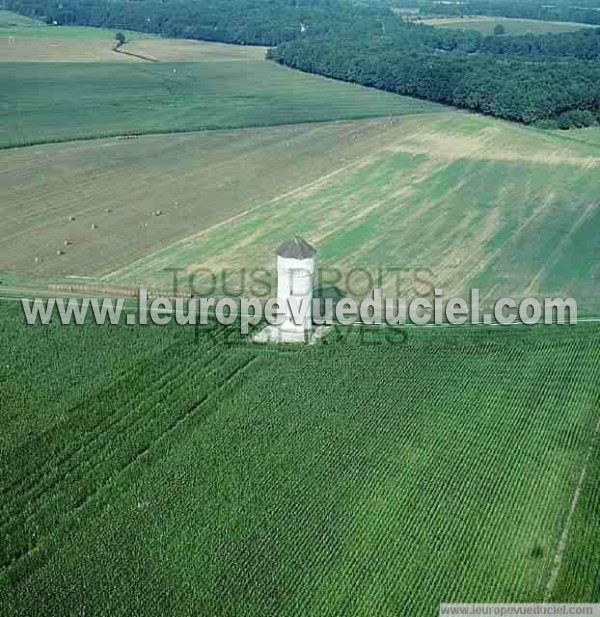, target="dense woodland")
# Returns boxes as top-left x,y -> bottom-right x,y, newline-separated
270,37 -> 600,126
6,0 -> 600,127
5,0 -> 384,45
